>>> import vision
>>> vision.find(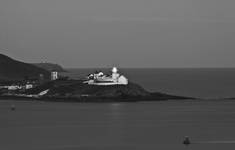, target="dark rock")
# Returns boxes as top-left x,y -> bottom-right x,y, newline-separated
24,80 -> 192,102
